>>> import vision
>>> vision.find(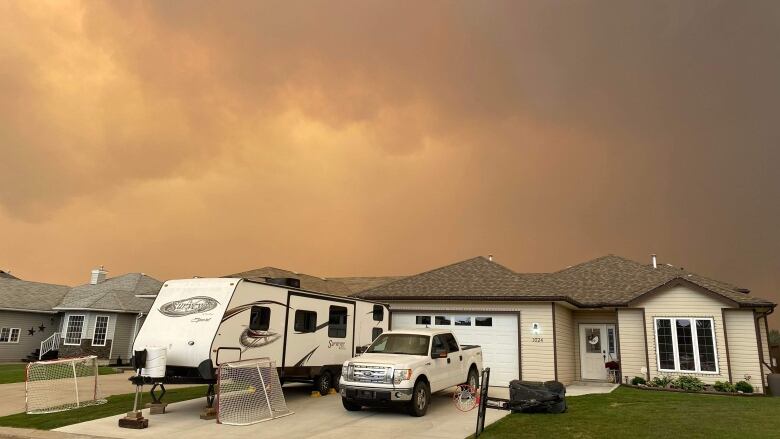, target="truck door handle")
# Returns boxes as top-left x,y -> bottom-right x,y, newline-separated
459,355 -> 463,361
